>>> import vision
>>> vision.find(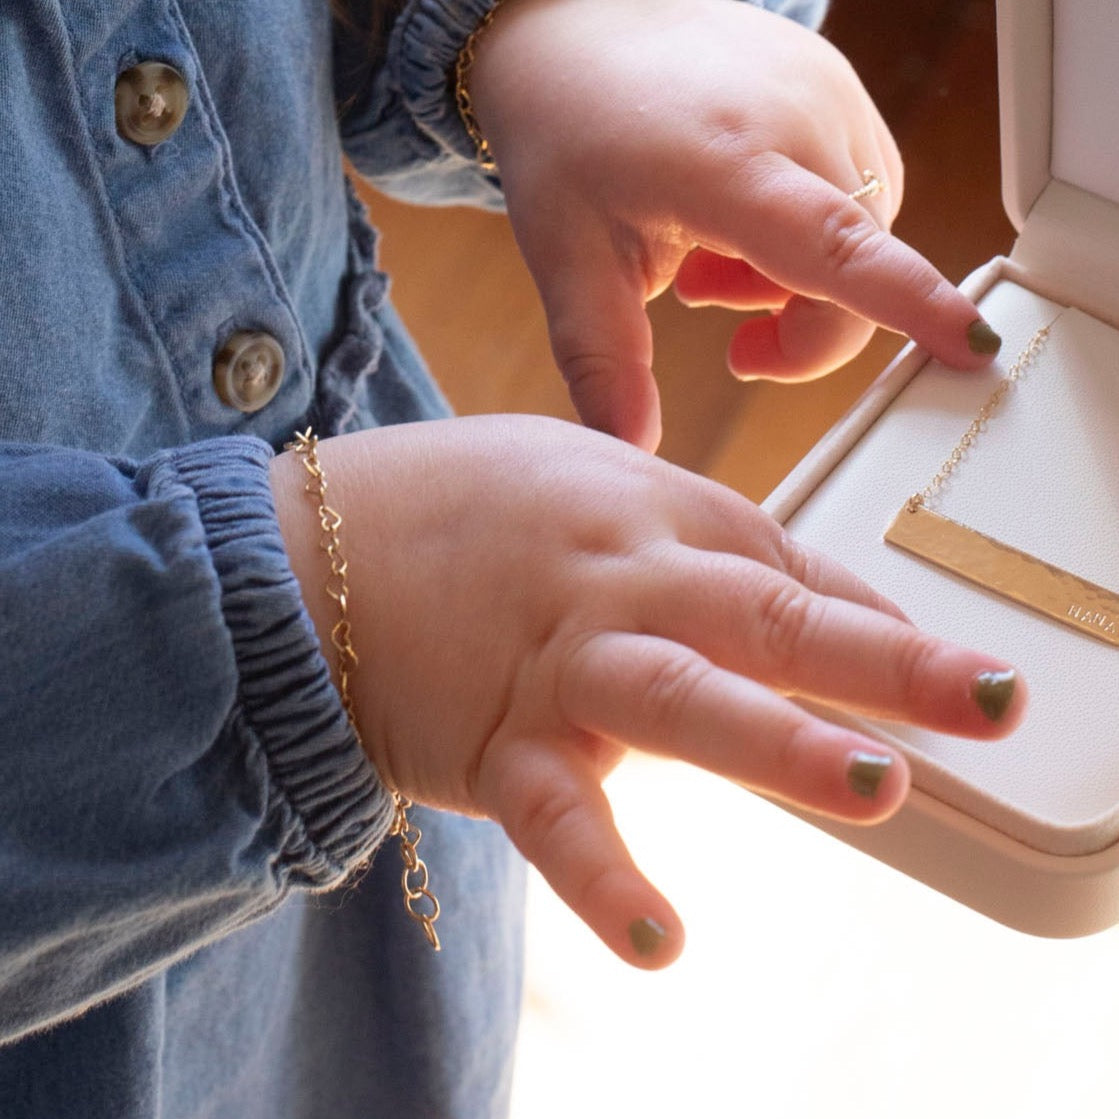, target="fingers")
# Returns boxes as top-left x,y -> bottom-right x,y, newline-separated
674,249 -> 791,311
683,153 -> 1001,371
726,294 -> 877,382
558,631 -> 911,823
479,736 -> 685,970
638,548 -> 1027,738
674,271 -> 883,383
